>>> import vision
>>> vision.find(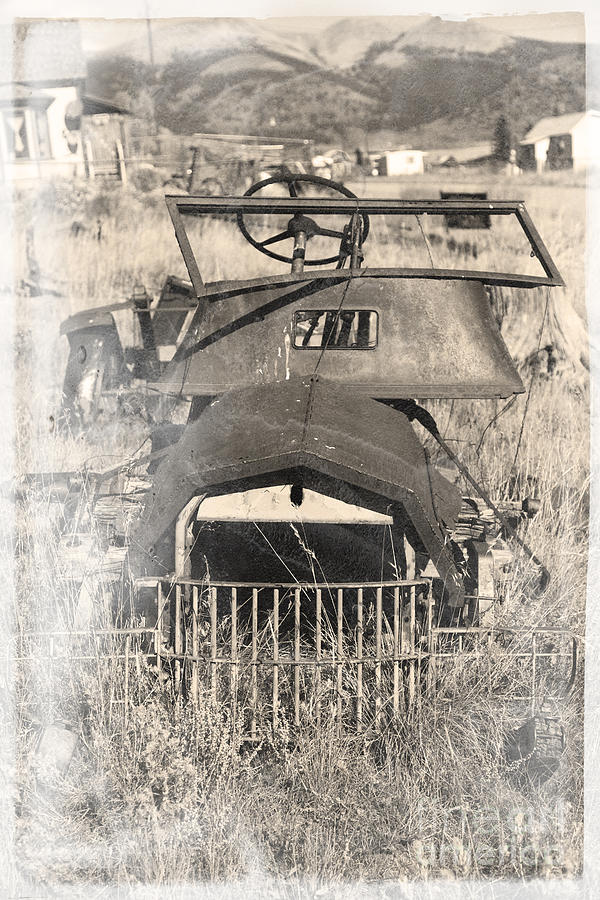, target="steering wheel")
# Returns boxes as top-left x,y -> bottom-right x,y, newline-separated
237,173 -> 370,267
